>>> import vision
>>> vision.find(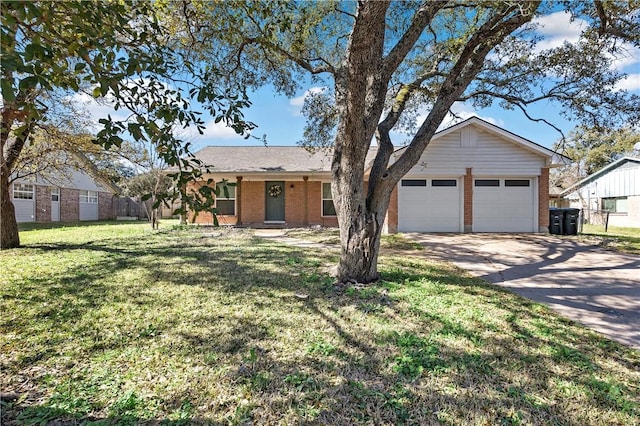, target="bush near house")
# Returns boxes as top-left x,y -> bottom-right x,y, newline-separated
1,222 -> 638,425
